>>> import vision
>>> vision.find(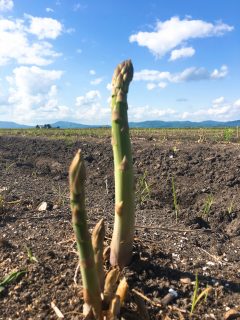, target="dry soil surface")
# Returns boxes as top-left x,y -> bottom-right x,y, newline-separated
0,135 -> 239,319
